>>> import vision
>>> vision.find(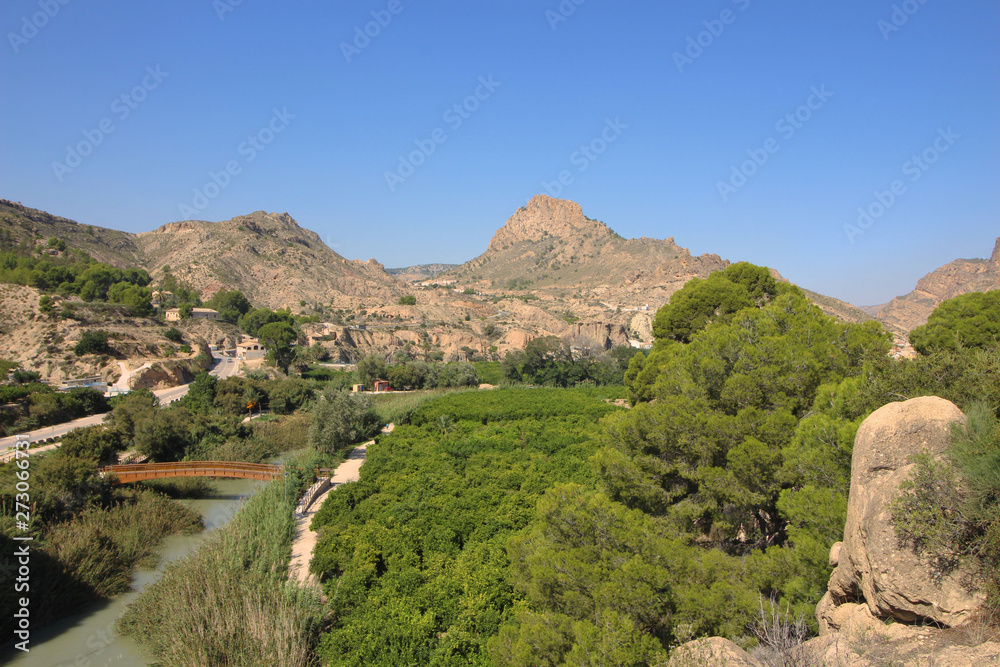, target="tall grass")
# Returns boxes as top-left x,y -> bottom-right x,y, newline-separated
1,489 -> 202,639
118,453 -> 326,666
